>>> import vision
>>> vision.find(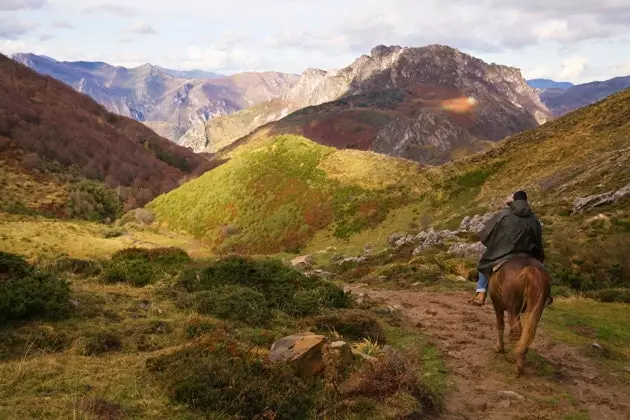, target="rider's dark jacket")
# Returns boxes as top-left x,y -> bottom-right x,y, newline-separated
477,199 -> 544,278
